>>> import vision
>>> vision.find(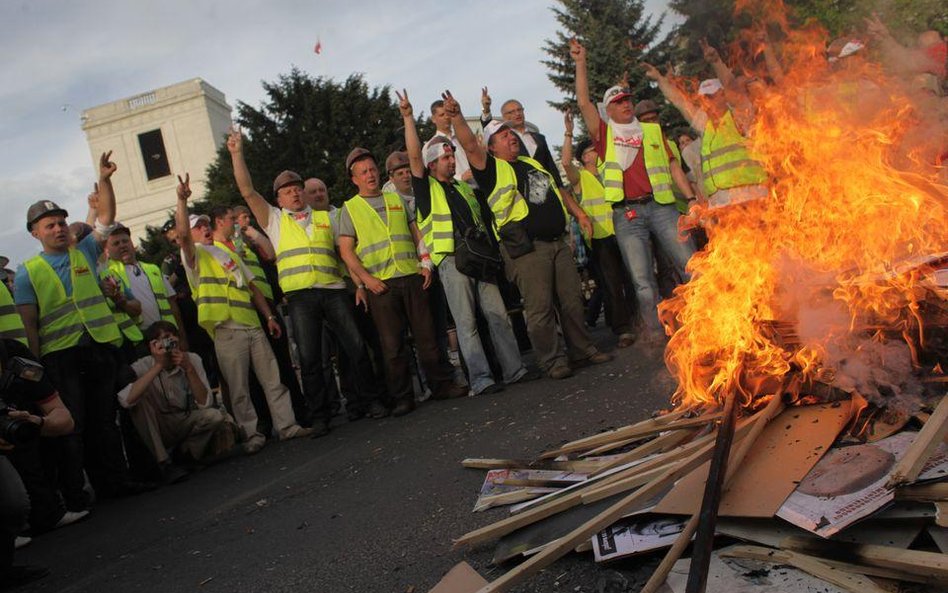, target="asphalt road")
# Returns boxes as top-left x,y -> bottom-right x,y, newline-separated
16,330 -> 677,593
